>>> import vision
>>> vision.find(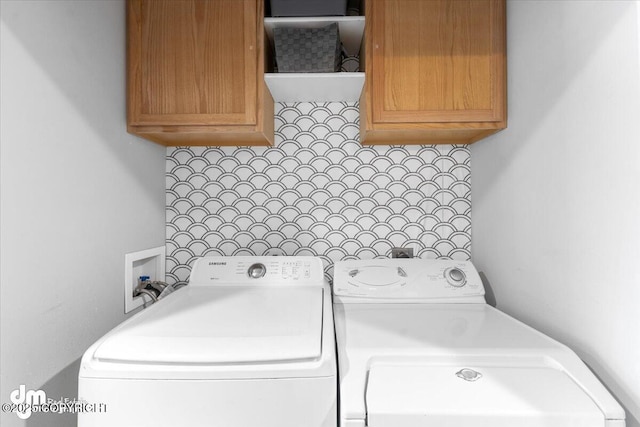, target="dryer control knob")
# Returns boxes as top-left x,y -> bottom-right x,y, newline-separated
445,267 -> 466,287
247,263 -> 266,279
